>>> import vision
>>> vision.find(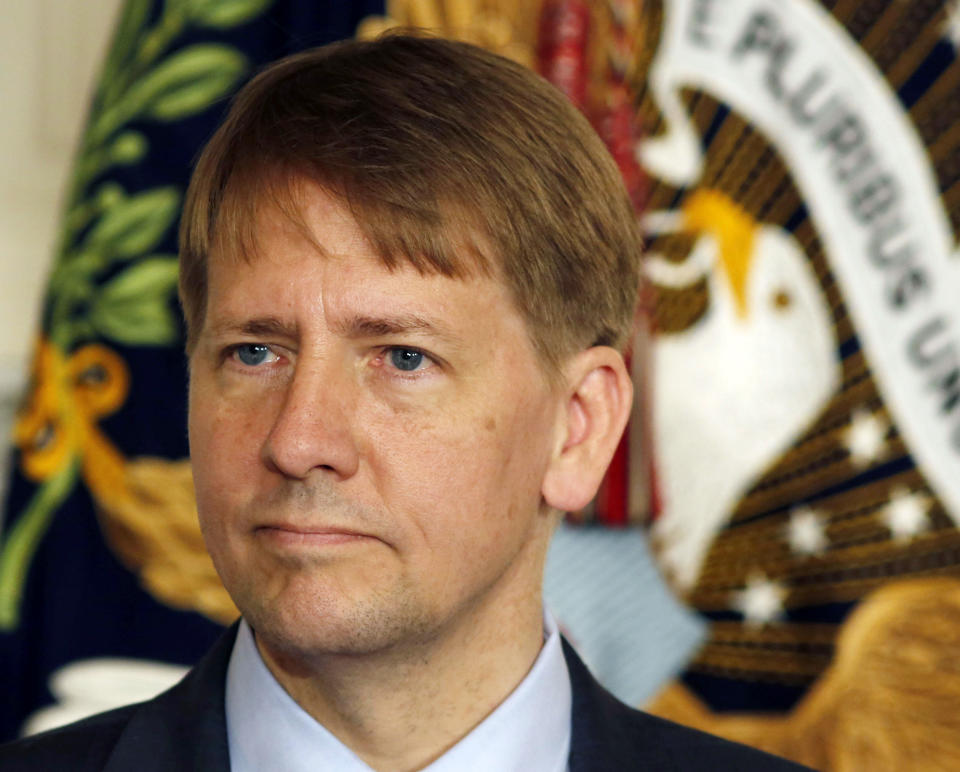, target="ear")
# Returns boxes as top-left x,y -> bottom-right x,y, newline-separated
542,346 -> 634,513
